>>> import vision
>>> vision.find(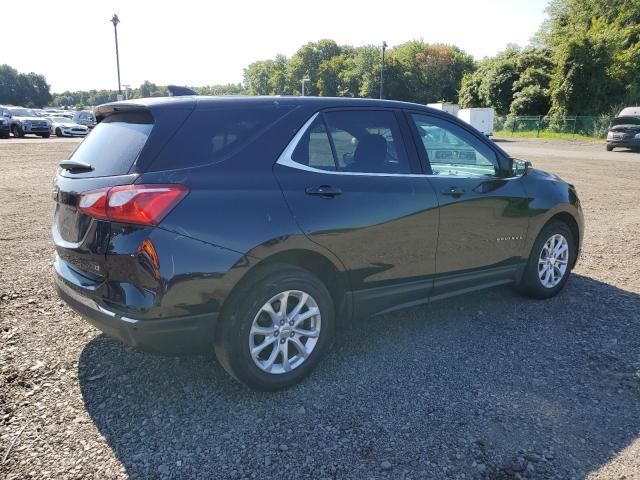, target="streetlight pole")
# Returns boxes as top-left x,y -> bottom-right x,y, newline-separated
110,14 -> 122,97
379,41 -> 387,99
301,78 -> 310,97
